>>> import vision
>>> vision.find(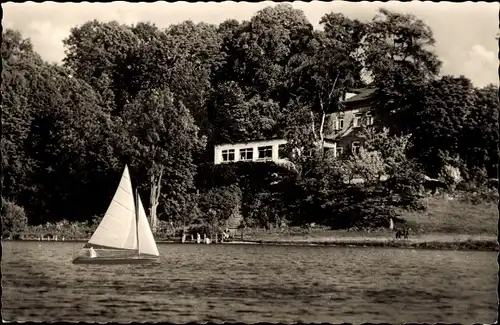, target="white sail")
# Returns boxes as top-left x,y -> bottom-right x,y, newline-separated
137,194 -> 160,256
87,165 -> 137,250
